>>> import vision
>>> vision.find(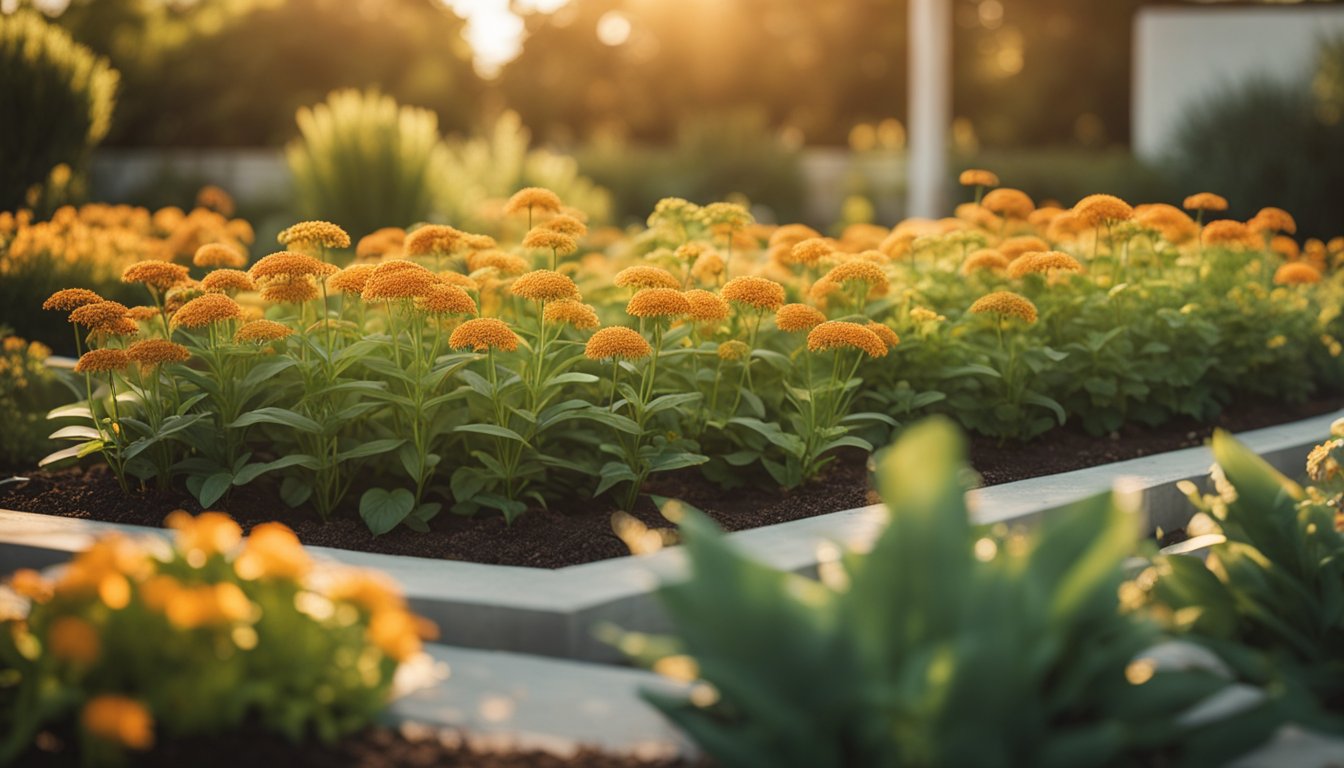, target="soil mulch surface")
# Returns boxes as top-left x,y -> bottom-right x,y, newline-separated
2,394 -> 1341,569
18,723 -> 709,768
